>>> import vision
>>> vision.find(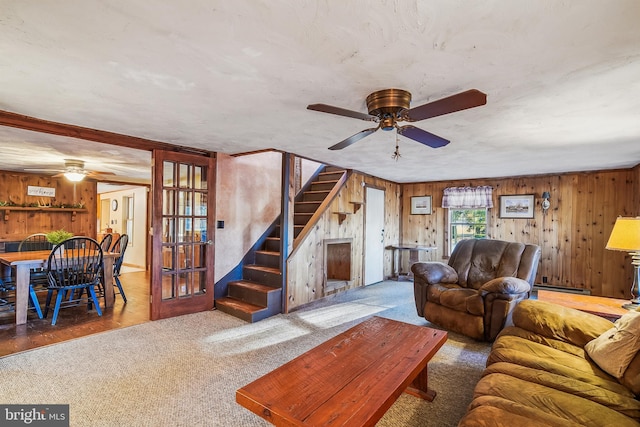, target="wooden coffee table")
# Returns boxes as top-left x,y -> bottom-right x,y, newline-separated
236,316 -> 447,426
536,290 -> 632,320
